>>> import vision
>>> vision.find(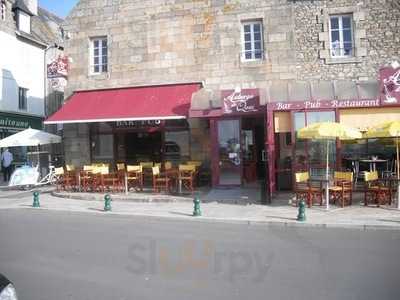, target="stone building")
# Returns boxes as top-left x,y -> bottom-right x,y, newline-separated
0,0 -> 64,166
46,0 -> 400,195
